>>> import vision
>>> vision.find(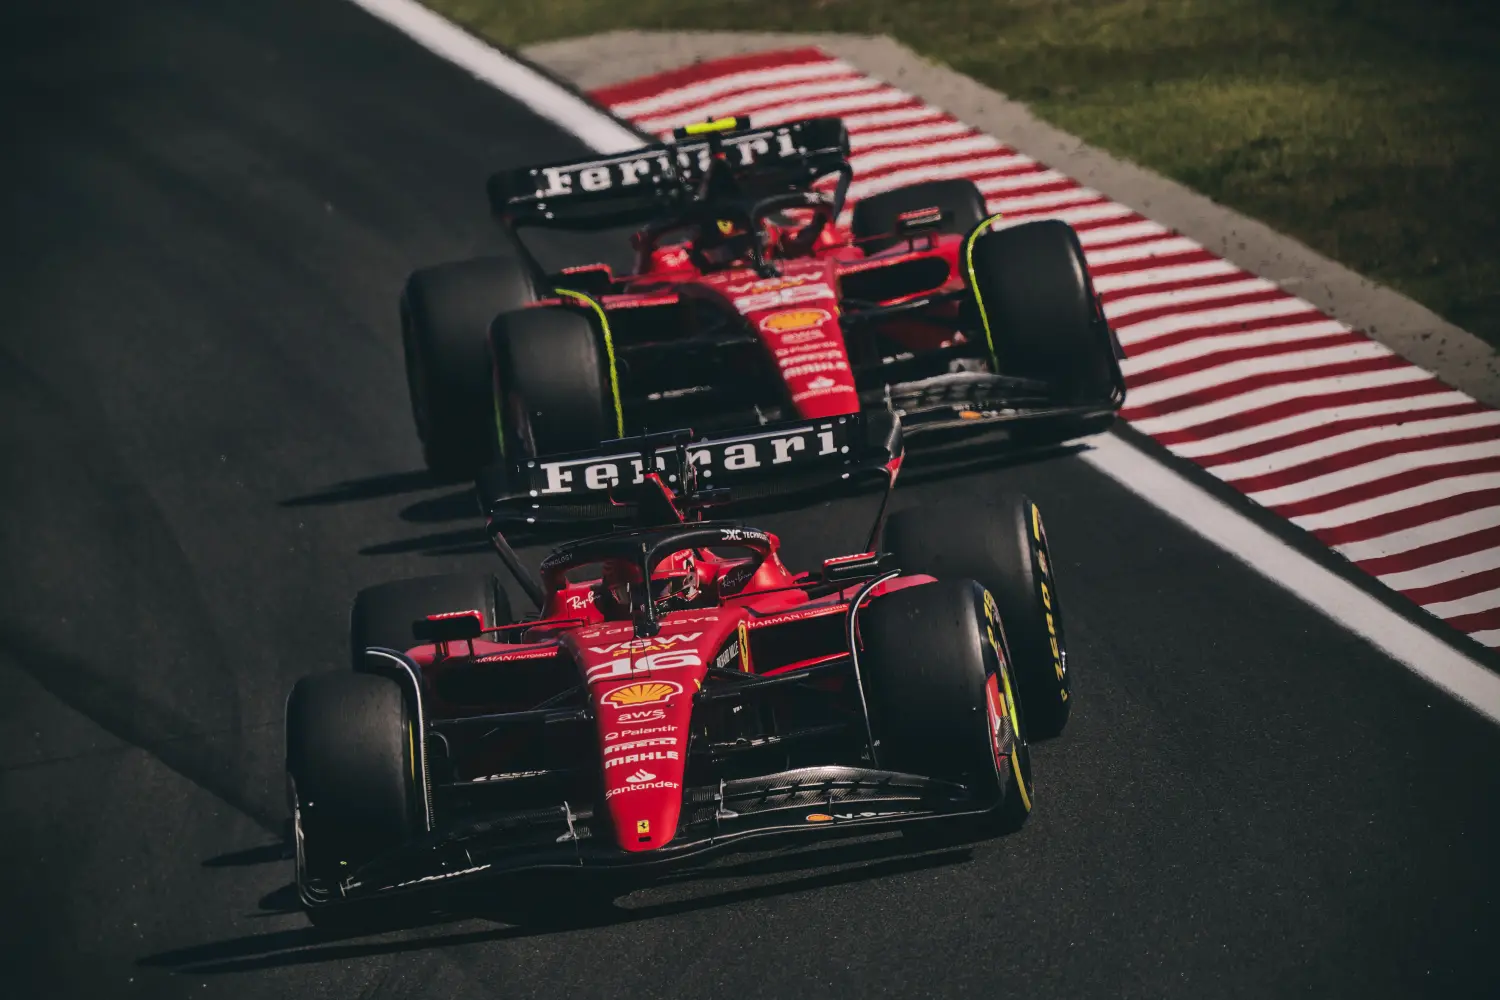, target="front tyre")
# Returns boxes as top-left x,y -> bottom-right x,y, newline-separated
882,494 -> 1071,738
859,579 -> 1032,832
285,672 -> 421,923
965,218 -> 1119,405
490,305 -> 613,459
